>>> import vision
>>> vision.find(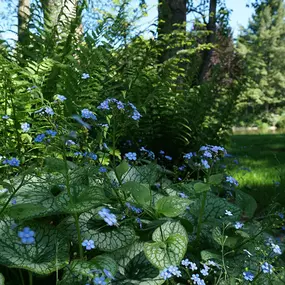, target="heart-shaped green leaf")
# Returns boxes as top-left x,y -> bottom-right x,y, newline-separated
0,219 -> 69,274
194,182 -> 210,194
121,181 -> 151,205
155,196 -> 191,217
61,211 -> 136,251
110,242 -> 164,285
56,185 -> 107,214
144,221 -> 188,269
